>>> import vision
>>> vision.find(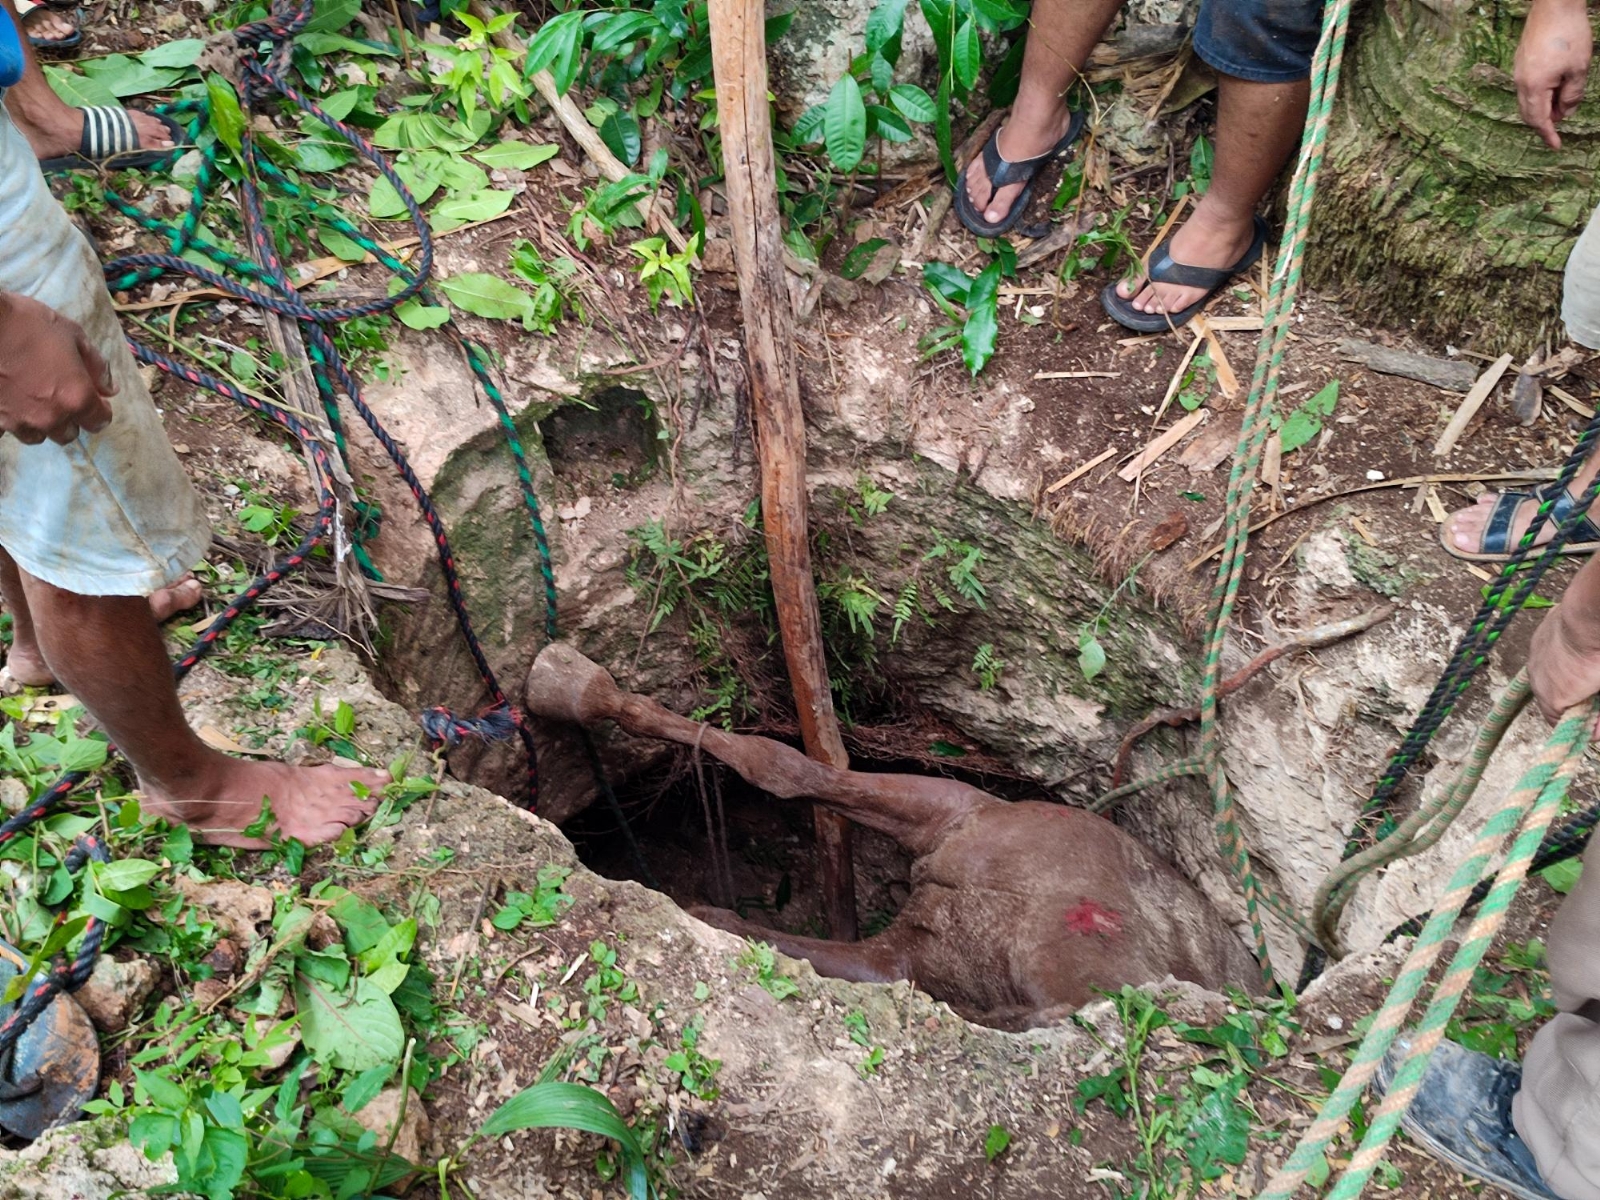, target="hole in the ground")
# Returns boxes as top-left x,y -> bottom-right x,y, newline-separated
568,755 -> 916,938
539,385 -> 659,488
